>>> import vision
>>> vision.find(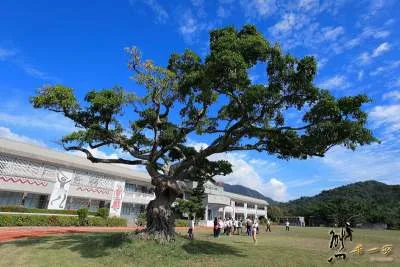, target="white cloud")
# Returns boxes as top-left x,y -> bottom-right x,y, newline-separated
359,42 -> 391,64
369,60 -> 400,76
0,126 -> 45,146
0,47 -> 17,60
0,112 -> 75,132
177,9 -> 214,44
383,90 -> 400,101
212,152 -> 286,201
0,45 -> 58,81
262,178 -> 287,201
240,0 -> 277,18
298,0 -> 319,11
358,70 -> 364,81
187,140 -> 286,200
369,104 -> 400,132
320,145 -> 400,185
131,0 -> 169,24
191,0 -> 204,7
269,13 -> 301,36
322,26 -> 344,41
318,75 -> 350,90
389,78 -> 400,88
372,42 -> 391,57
